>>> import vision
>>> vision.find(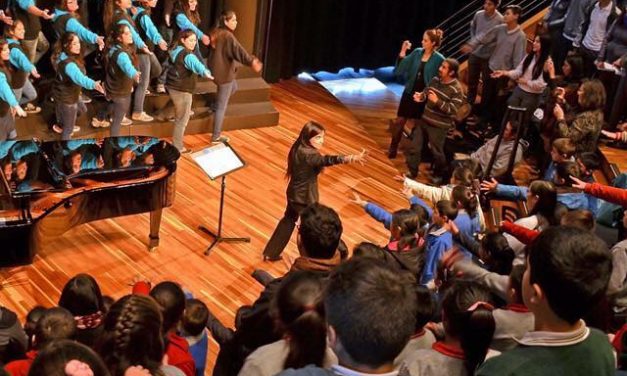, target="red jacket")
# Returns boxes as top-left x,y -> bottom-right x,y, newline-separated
166,332 -> 196,376
584,183 -> 627,207
501,221 -> 539,245
5,350 -> 37,376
